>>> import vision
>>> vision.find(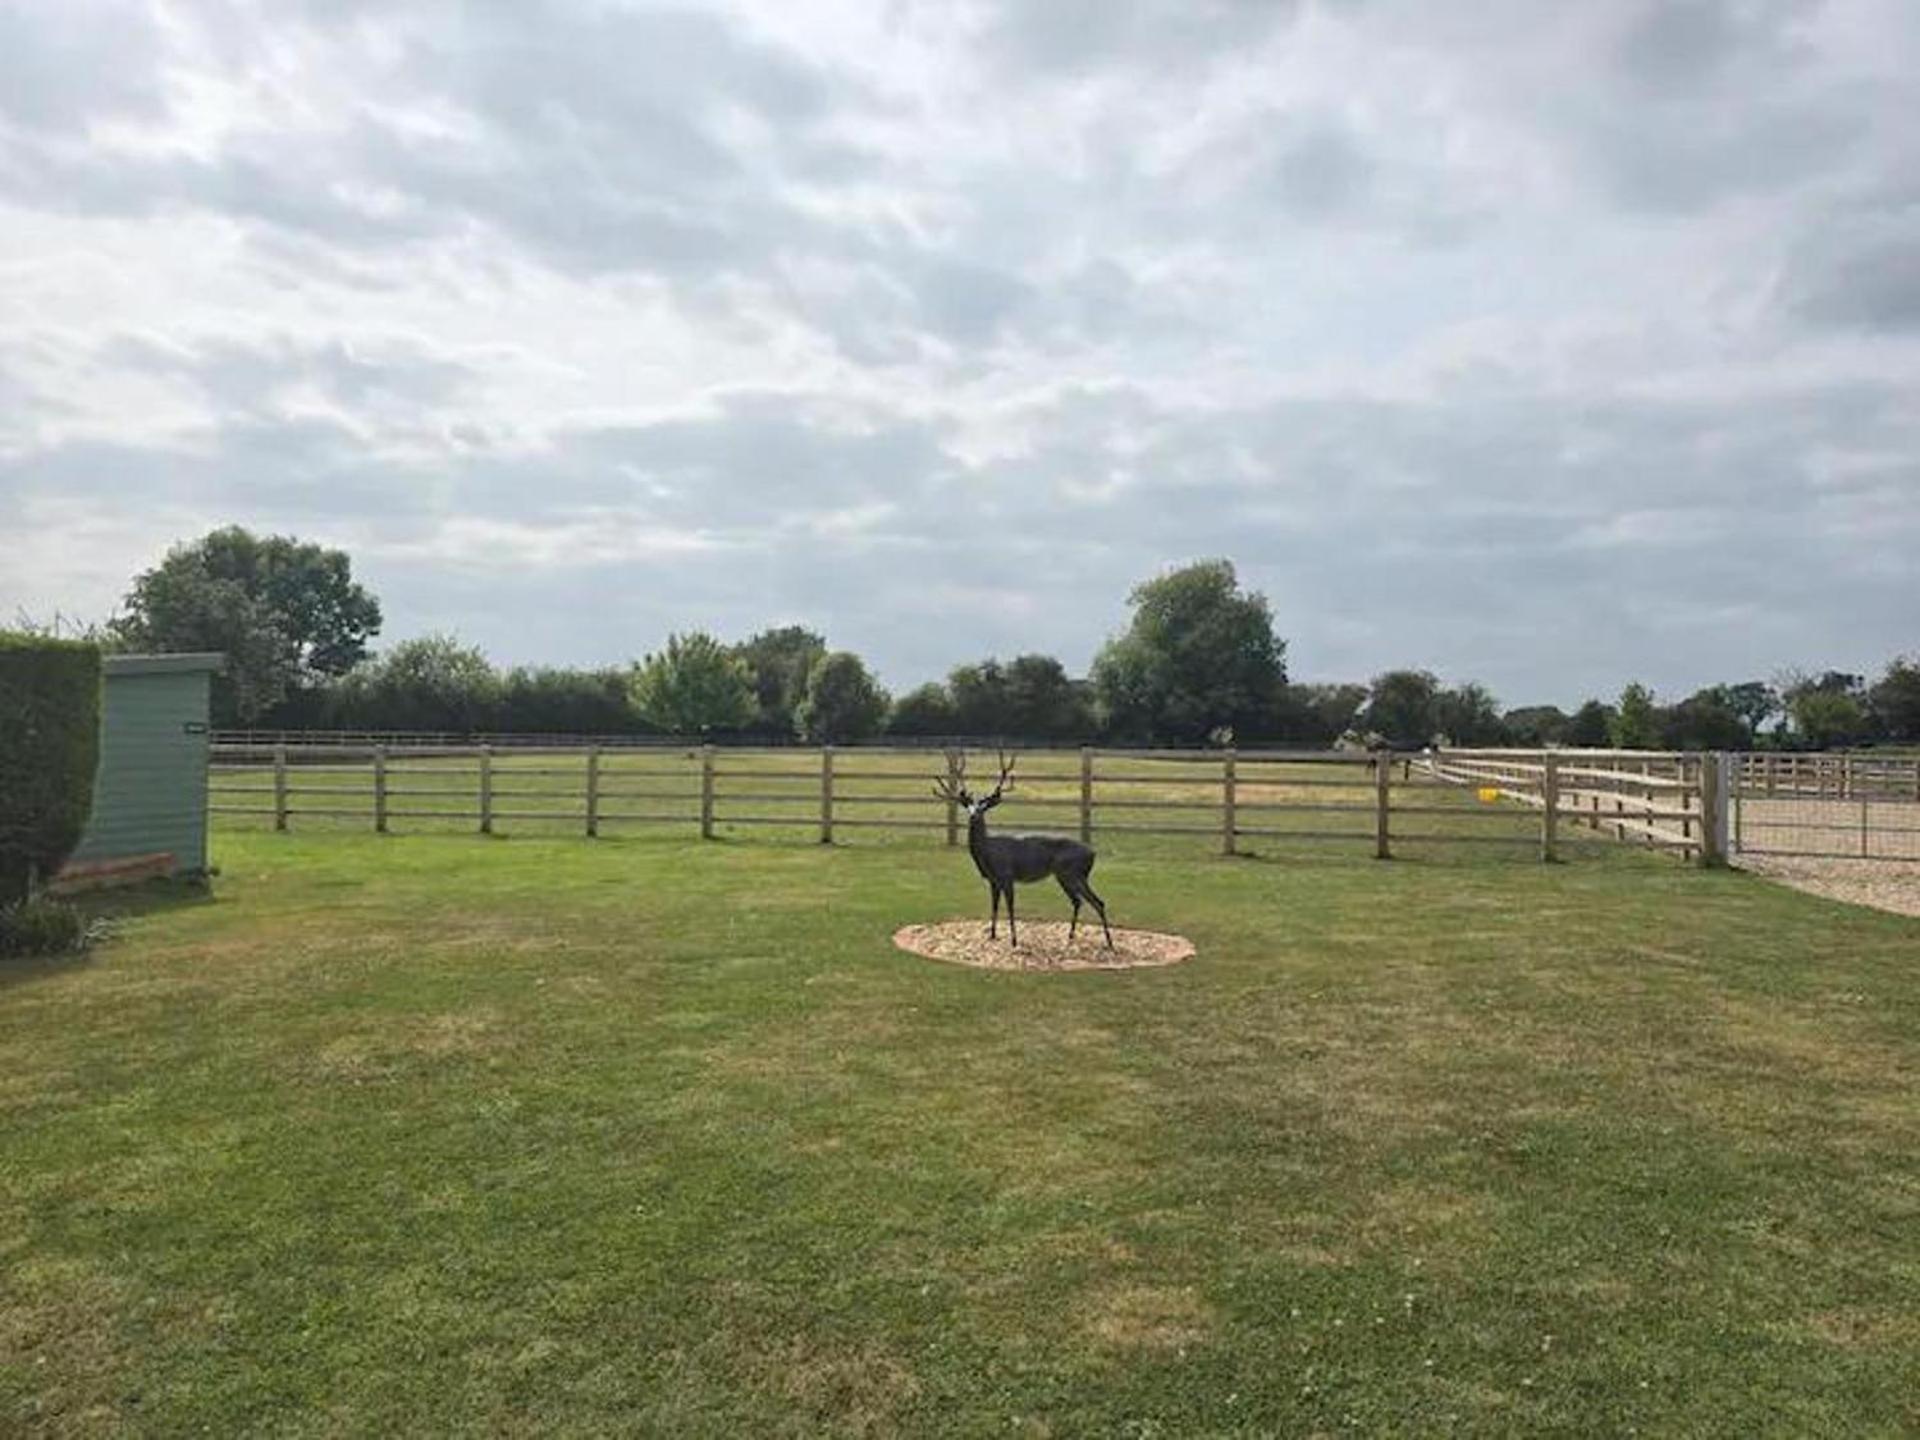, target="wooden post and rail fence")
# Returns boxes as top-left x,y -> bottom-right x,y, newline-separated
209,742 -> 1766,865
